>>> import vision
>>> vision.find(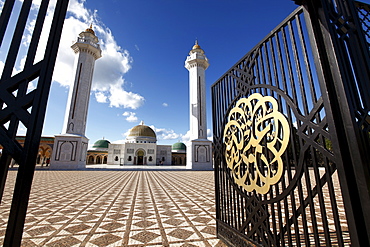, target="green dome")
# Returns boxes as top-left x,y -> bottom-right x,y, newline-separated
172,142 -> 186,151
92,139 -> 110,149
128,124 -> 156,138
